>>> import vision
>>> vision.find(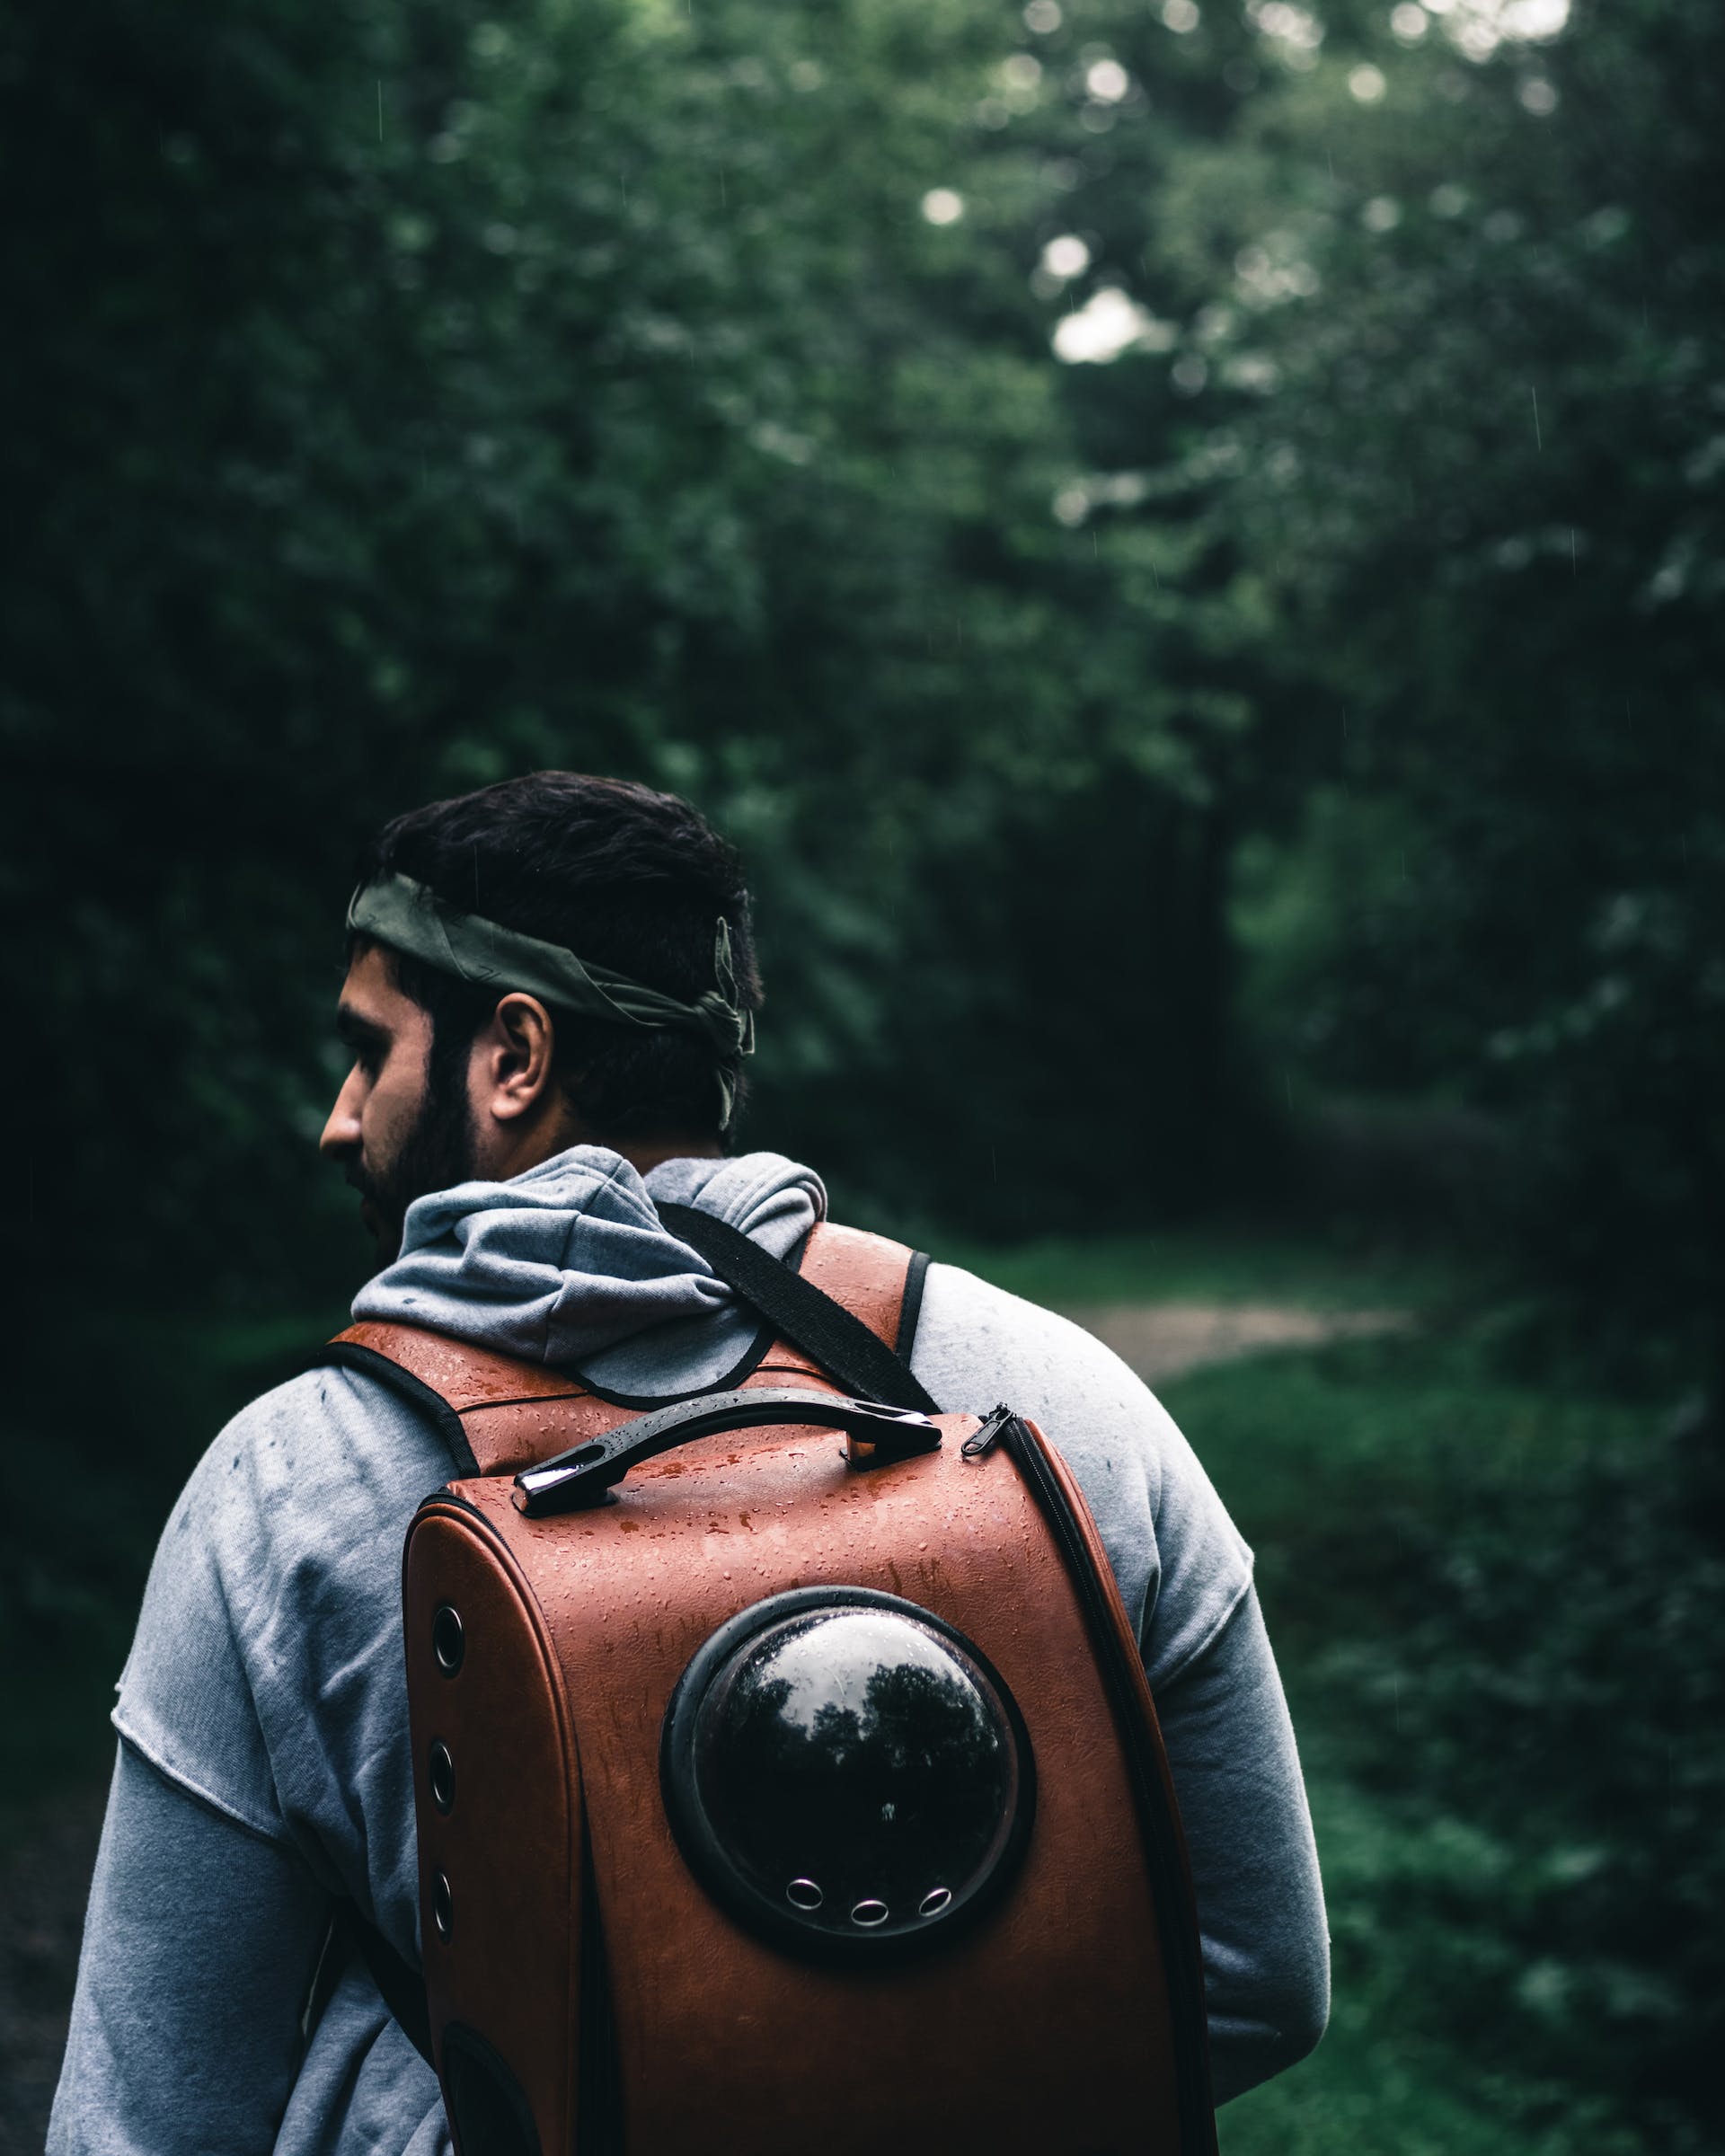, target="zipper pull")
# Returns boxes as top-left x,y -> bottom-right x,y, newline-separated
961,1404 -> 1017,1459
